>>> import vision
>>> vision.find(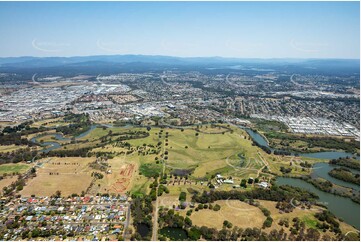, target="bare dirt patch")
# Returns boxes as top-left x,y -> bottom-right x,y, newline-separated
91,156 -> 138,195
